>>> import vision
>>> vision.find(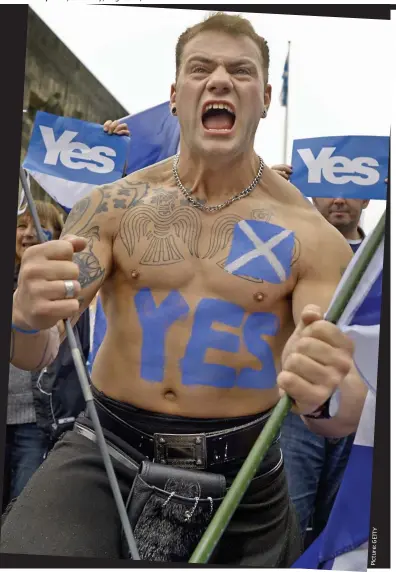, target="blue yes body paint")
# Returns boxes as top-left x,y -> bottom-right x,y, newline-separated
180,299 -> 244,388
135,288 -> 189,382
225,220 -> 295,284
237,312 -> 280,389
